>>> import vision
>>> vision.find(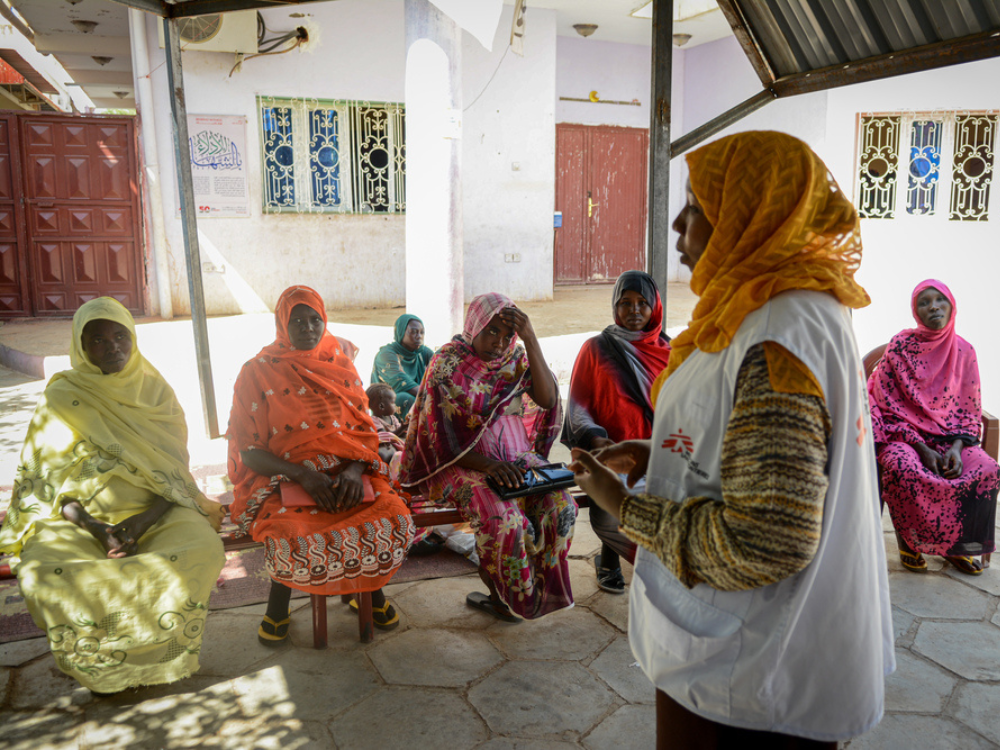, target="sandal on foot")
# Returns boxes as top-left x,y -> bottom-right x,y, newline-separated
466,591 -> 520,623
595,555 -> 626,594
899,548 -> 927,572
947,555 -> 984,576
258,614 -> 291,646
348,598 -> 401,630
